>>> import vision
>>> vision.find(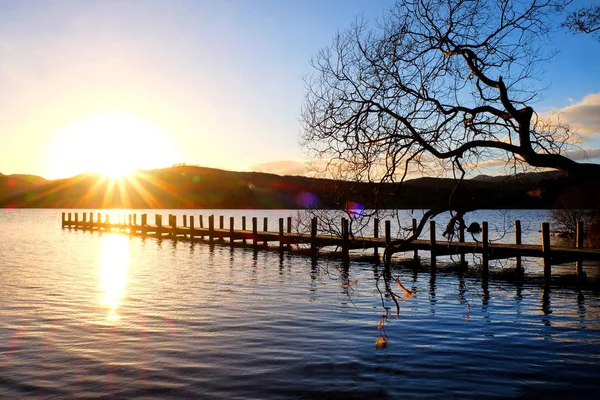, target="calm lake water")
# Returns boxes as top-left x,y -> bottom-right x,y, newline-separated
1,209 -> 599,399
